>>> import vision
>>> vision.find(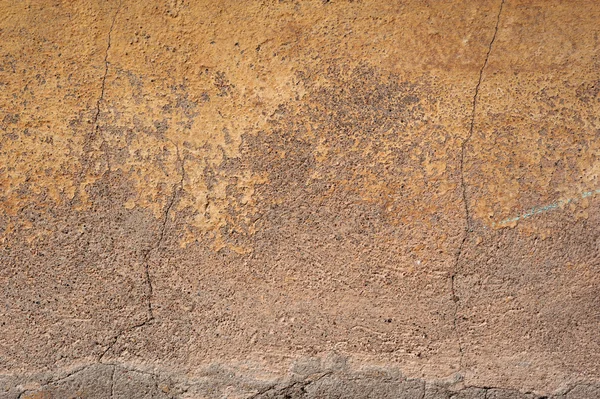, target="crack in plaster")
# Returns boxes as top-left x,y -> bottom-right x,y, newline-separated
78,2 -> 190,365
451,0 -> 505,370
70,0 -> 122,202
98,144 -> 186,363
110,365 -> 116,399
144,142 -> 186,318
92,0 -> 122,173
247,371 -> 333,399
